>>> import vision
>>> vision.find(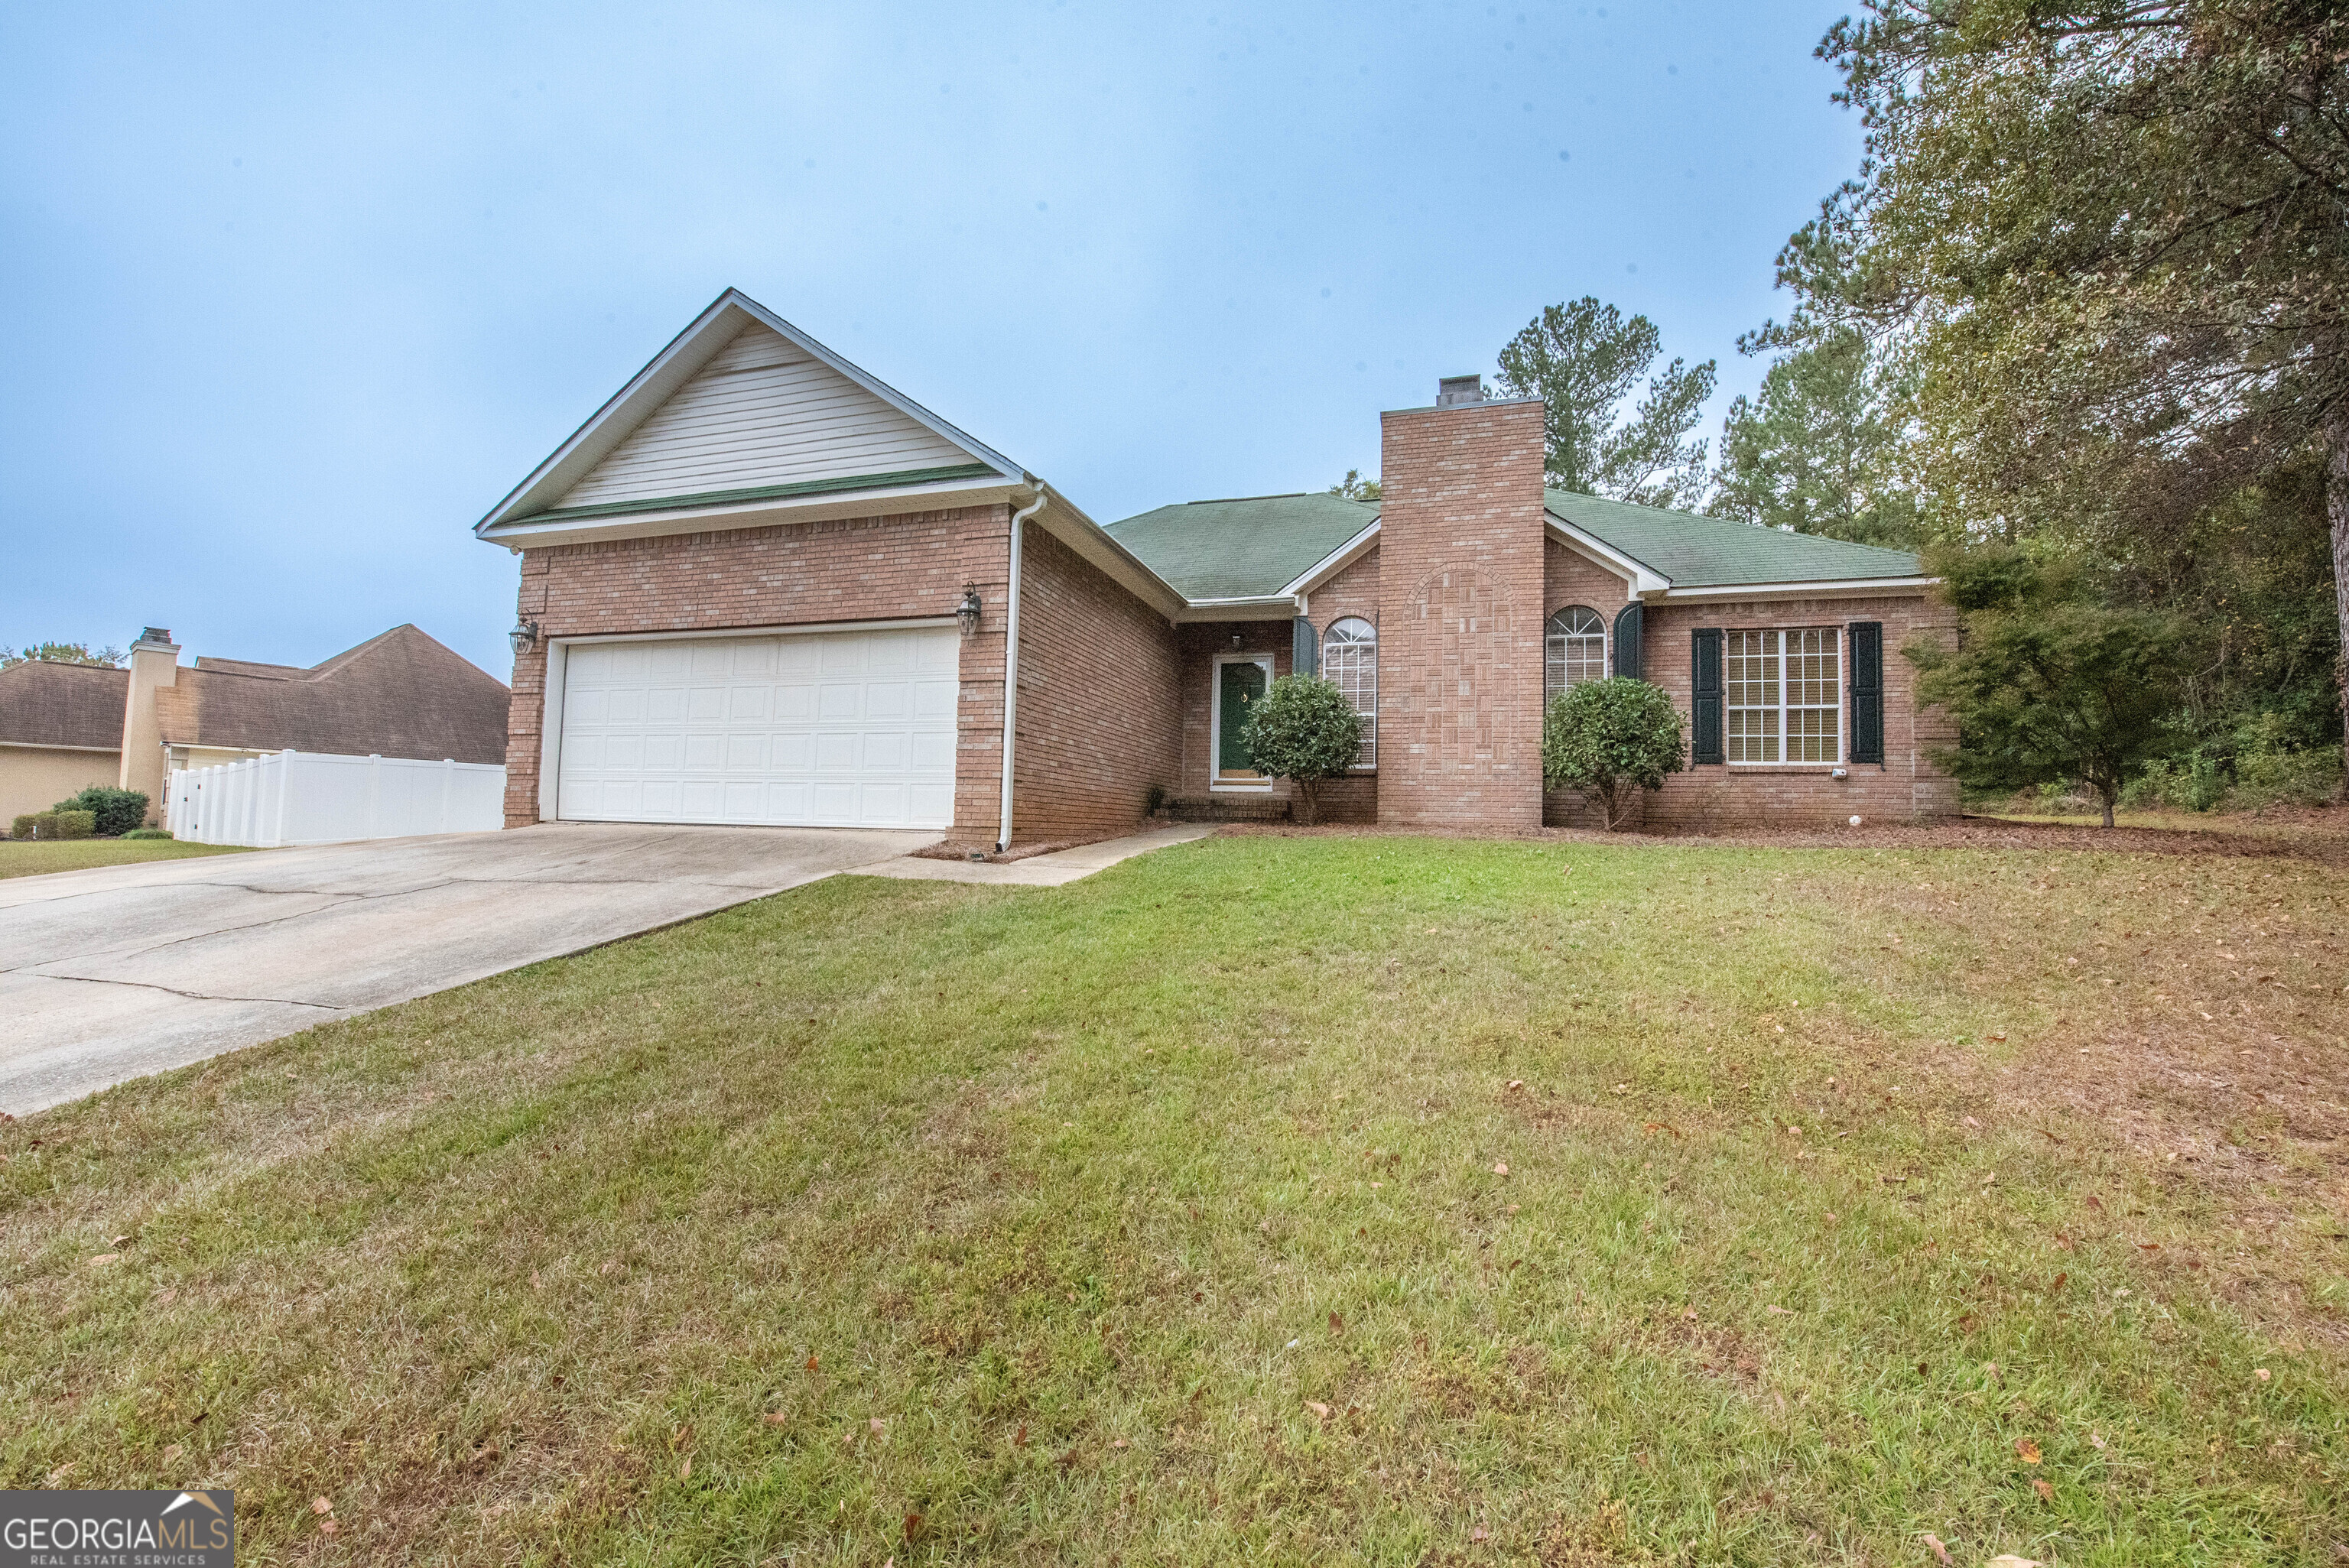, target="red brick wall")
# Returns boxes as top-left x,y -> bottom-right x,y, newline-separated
1297,547 -> 1382,823
1376,398 -> 1547,829
1009,523 -> 1182,844
500,504 -> 1012,833
1639,594 -> 1958,829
